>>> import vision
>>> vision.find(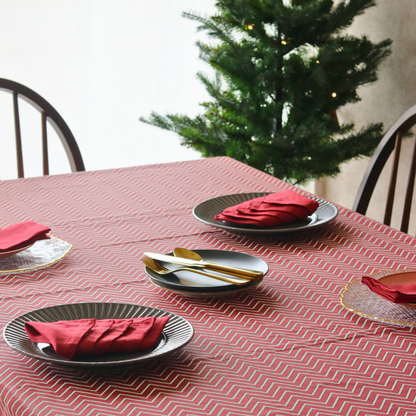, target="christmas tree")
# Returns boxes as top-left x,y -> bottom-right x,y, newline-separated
140,0 -> 391,185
